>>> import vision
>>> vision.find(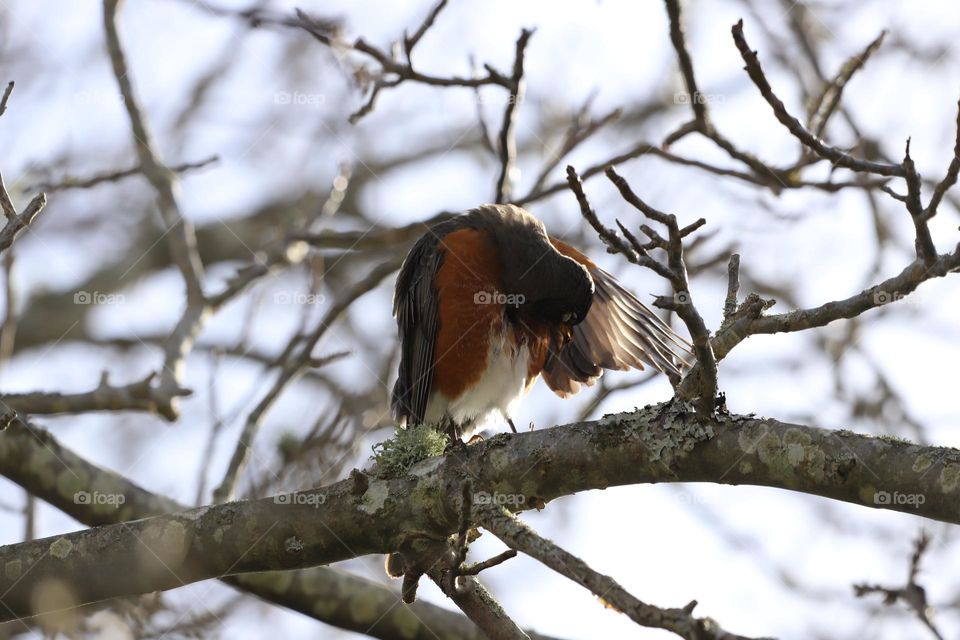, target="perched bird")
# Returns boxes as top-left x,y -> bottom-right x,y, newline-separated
391,203 -> 690,442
